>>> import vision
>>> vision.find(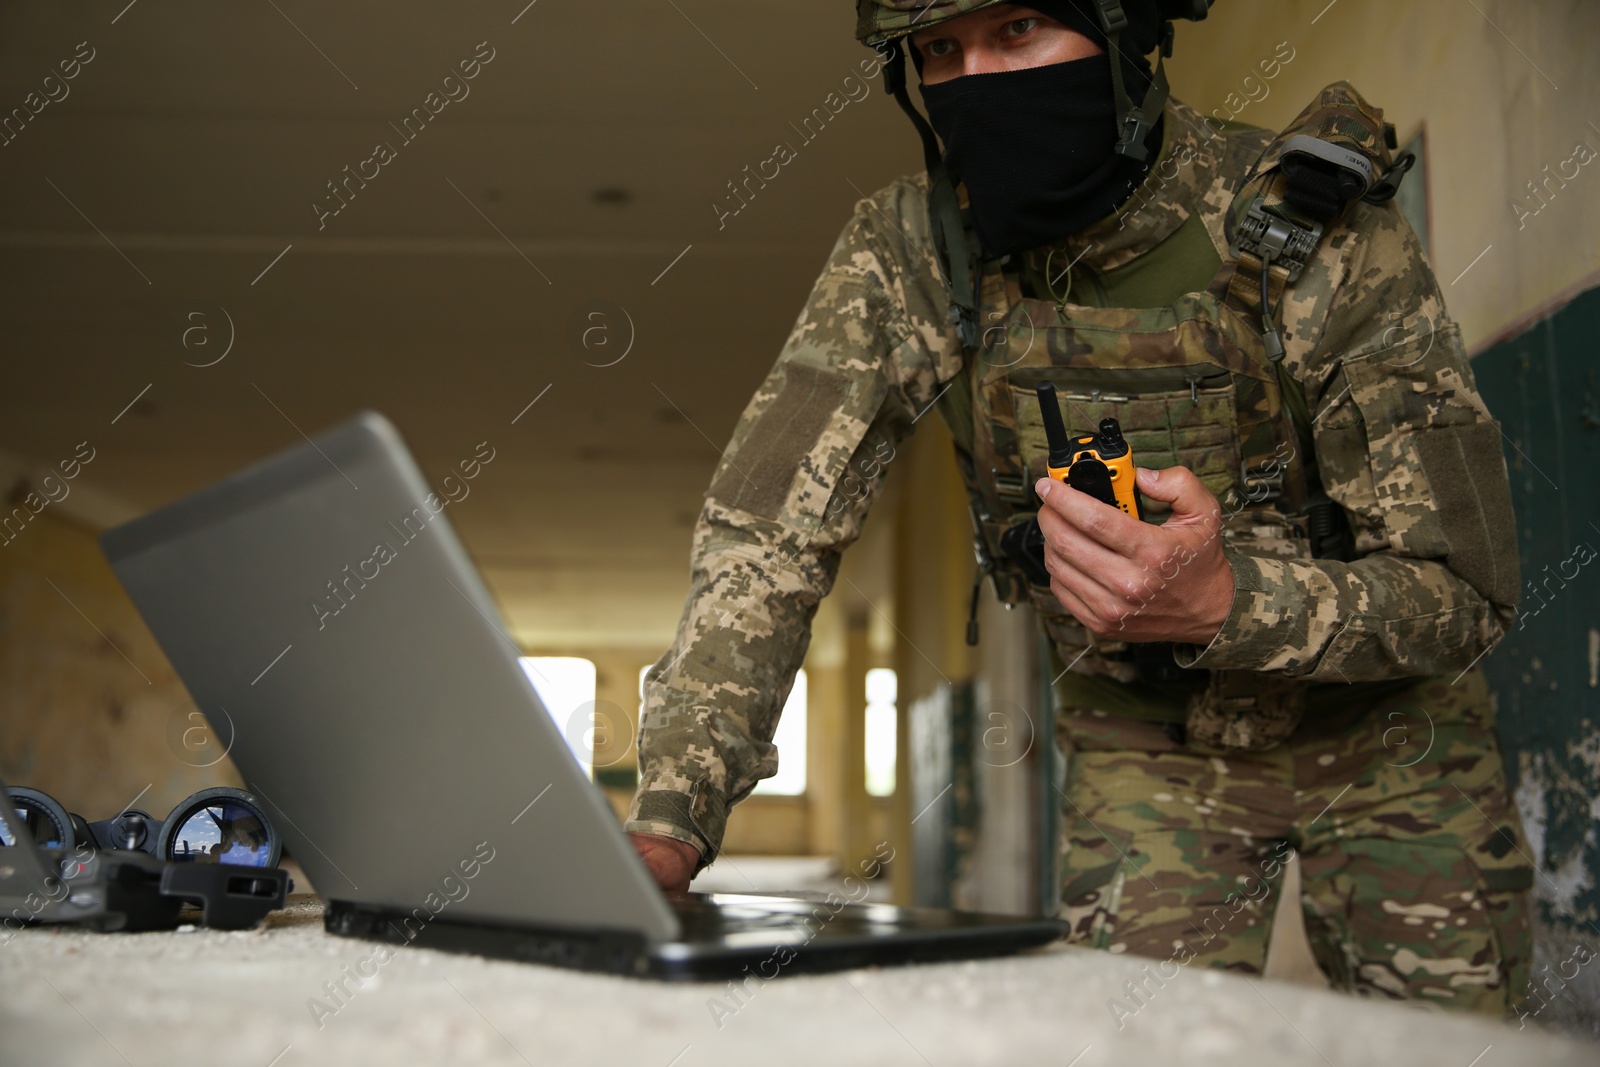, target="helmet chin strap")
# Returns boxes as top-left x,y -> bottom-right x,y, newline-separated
883,40 -> 981,348
1095,0 -> 1171,161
